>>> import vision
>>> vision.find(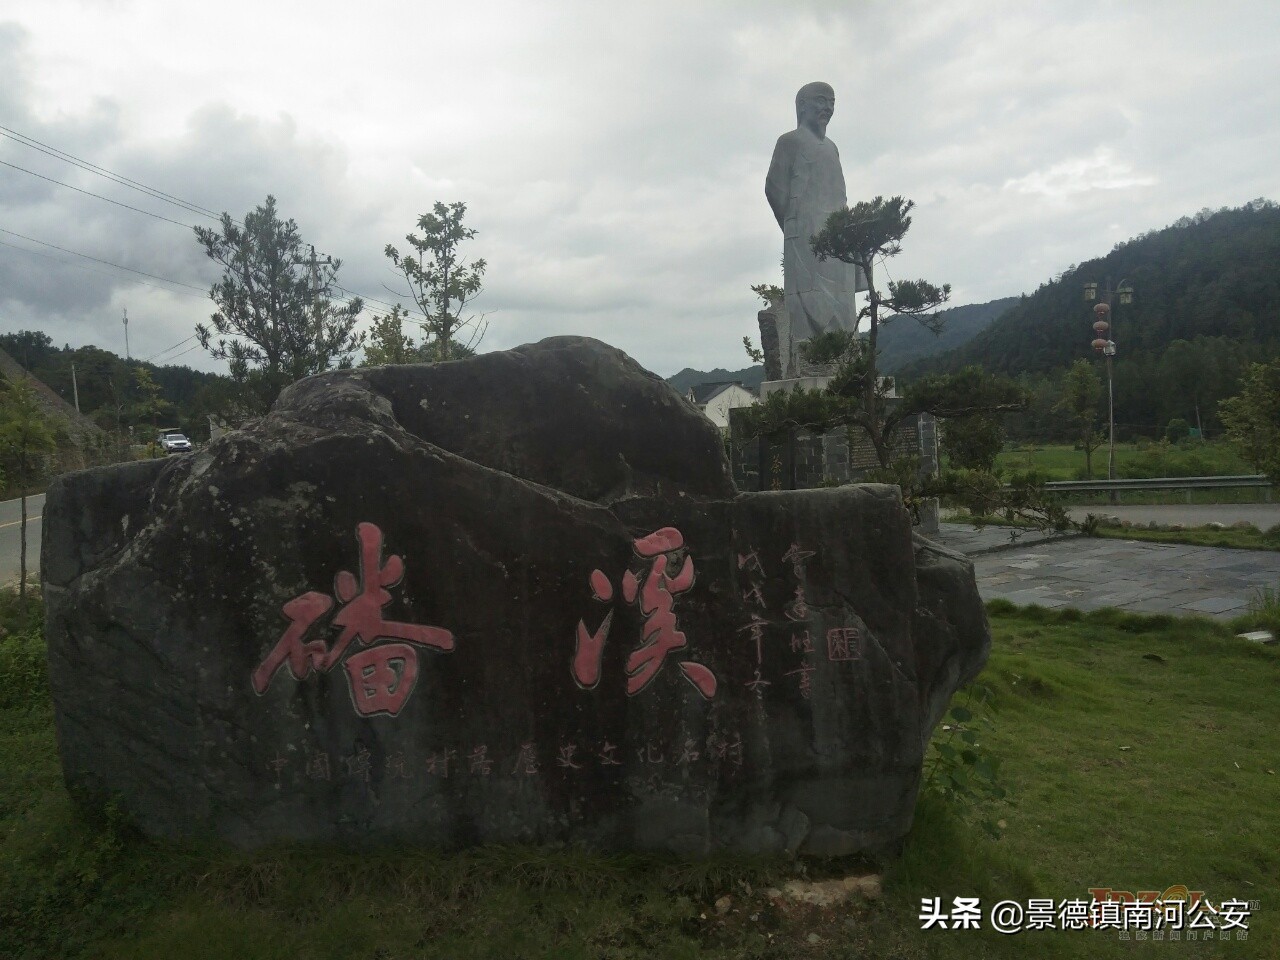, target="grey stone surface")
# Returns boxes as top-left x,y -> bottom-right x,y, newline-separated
43,337 -> 990,856
931,523 -> 1280,619
1066,504 -> 1280,529
765,82 -> 867,370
